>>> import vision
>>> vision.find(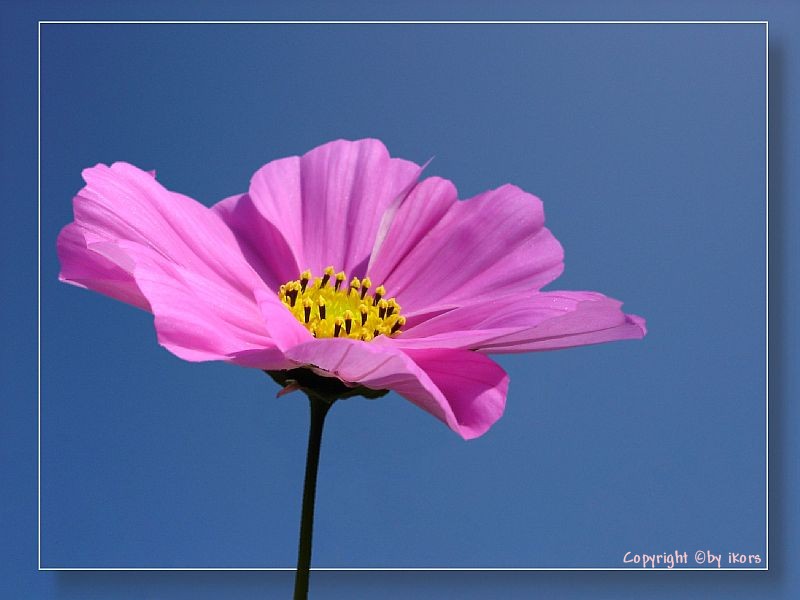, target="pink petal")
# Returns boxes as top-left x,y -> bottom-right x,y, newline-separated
479,306 -> 647,353
70,163 -> 261,291
56,223 -> 149,311
382,291 -> 646,352
366,157 -> 434,270
59,162 -> 299,366
403,348 -> 509,439
366,176 -> 458,283
120,246 -> 282,364
243,139 -> 421,279
284,339 -> 508,439
253,287 -> 314,352
368,183 -> 564,317
212,194 -> 300,291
